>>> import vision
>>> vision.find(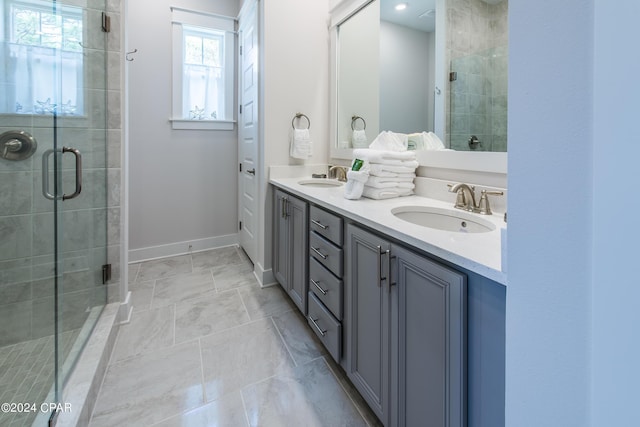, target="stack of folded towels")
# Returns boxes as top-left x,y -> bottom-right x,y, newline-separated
353,147 -> 418,200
